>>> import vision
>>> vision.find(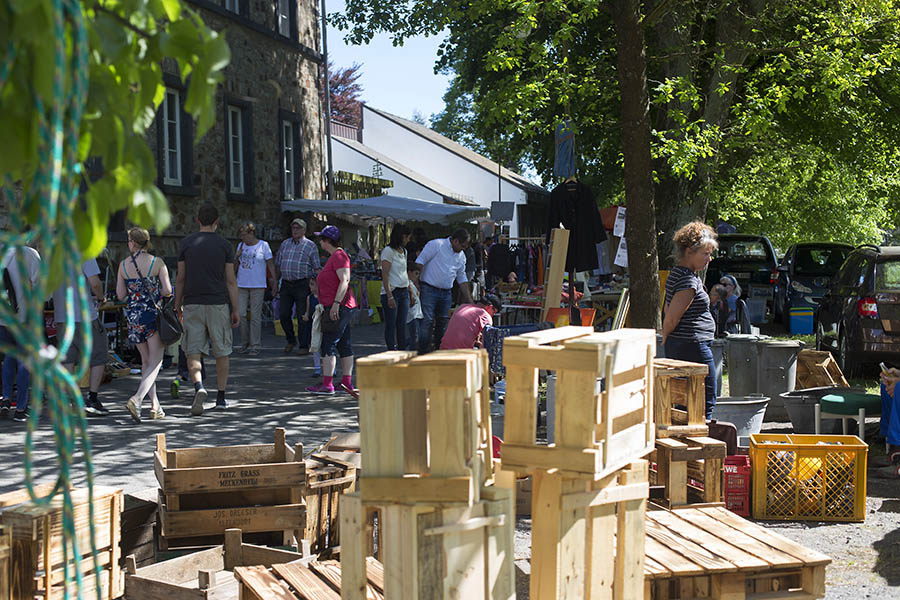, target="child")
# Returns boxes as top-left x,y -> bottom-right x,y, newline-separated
406,262 -> 423,351
302,278 -> 322,376
709,283 -> 728,337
